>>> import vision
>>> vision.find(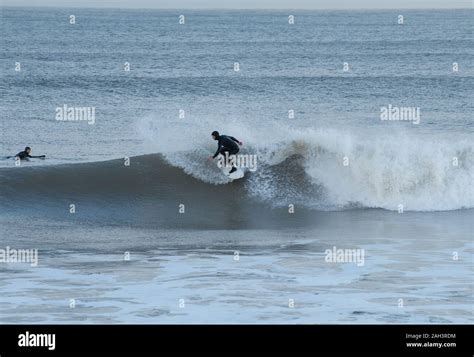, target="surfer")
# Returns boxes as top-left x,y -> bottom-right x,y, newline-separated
209,131 -> 242,173
14,147 -> 46,160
